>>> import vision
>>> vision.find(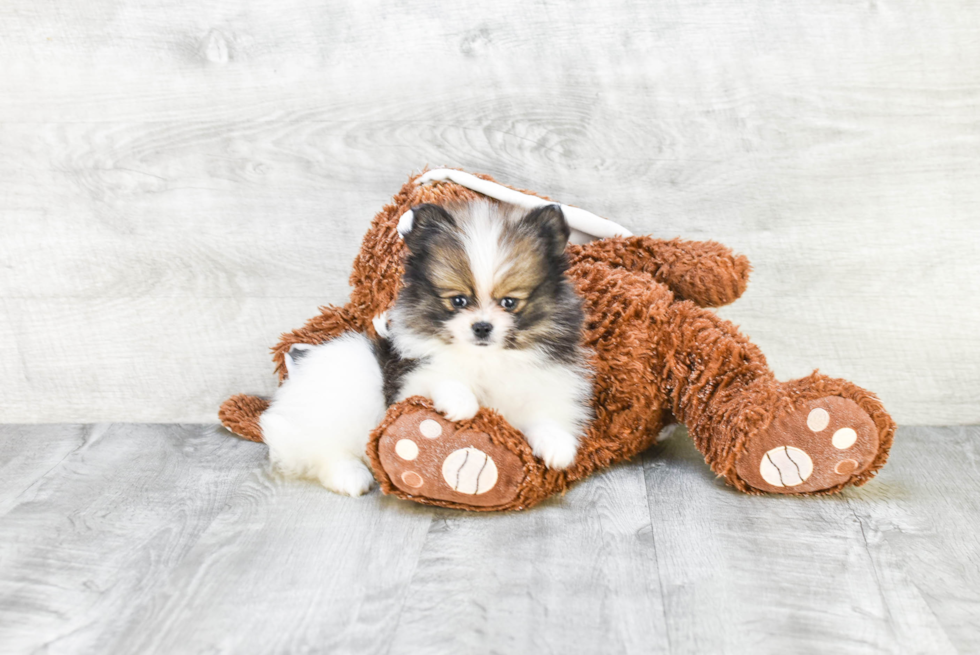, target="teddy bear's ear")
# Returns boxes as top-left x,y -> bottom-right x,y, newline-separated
400,204 -> 457,252
520,204 -> 570,257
